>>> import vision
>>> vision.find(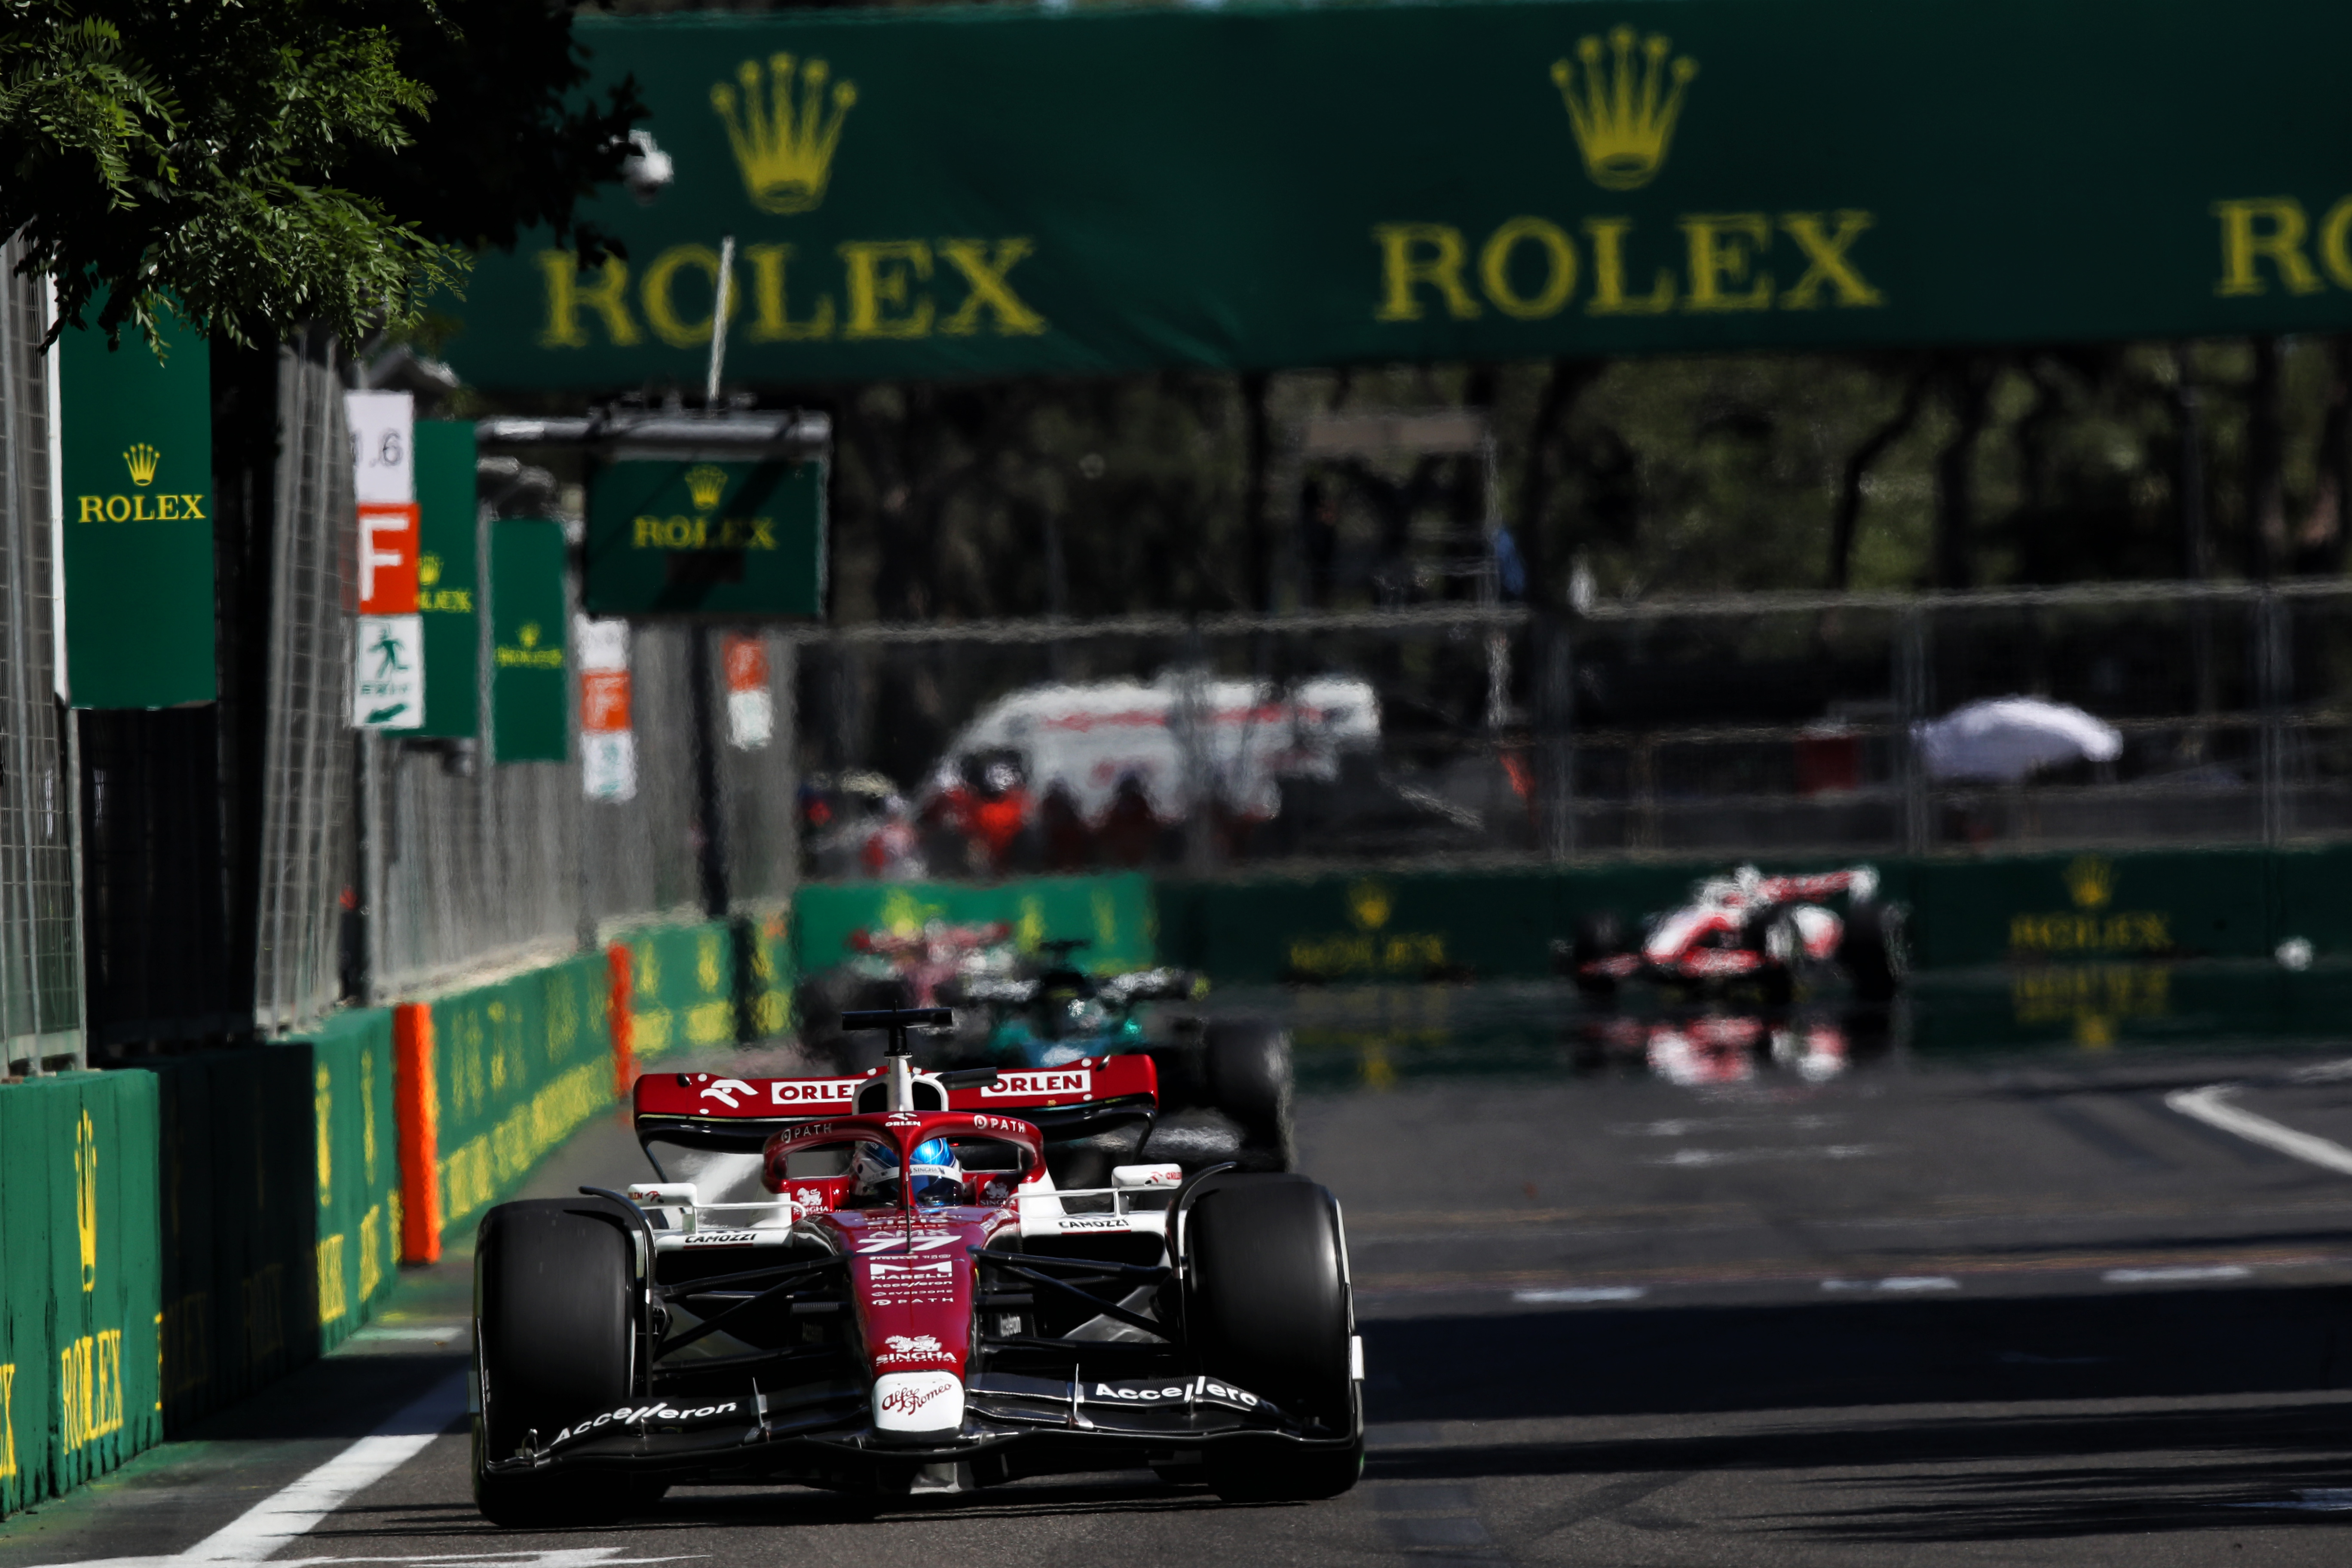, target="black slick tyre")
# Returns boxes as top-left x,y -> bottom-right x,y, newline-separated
1183,1174 -> 1361,1501
1202,1018 -> 1294,1166
472,1197 -> 640,1527
1566,913 -> 1625,1003
1839,902 -> 1906,1002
